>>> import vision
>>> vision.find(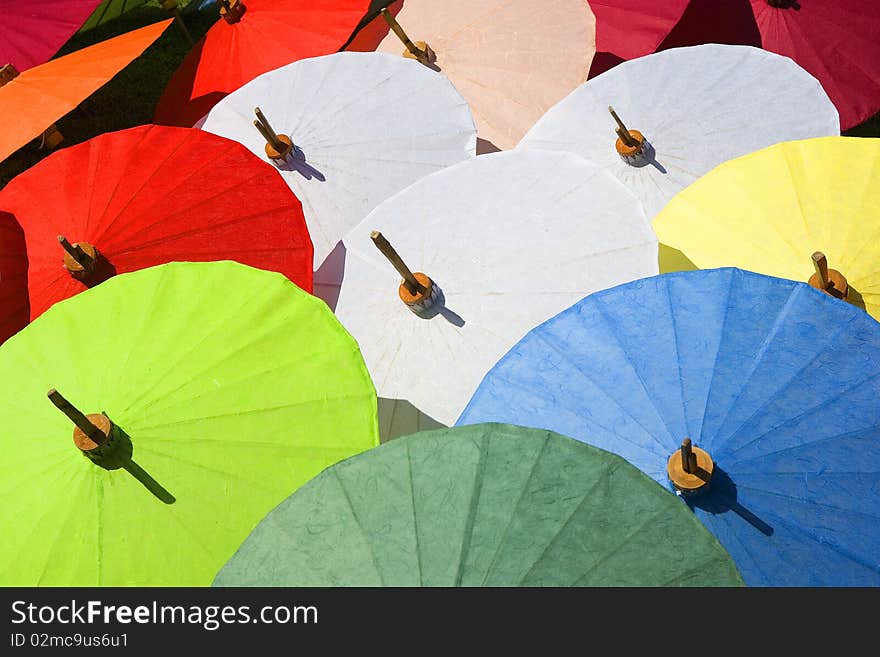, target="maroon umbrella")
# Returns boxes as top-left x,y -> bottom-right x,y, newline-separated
0,0 -> 102,71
